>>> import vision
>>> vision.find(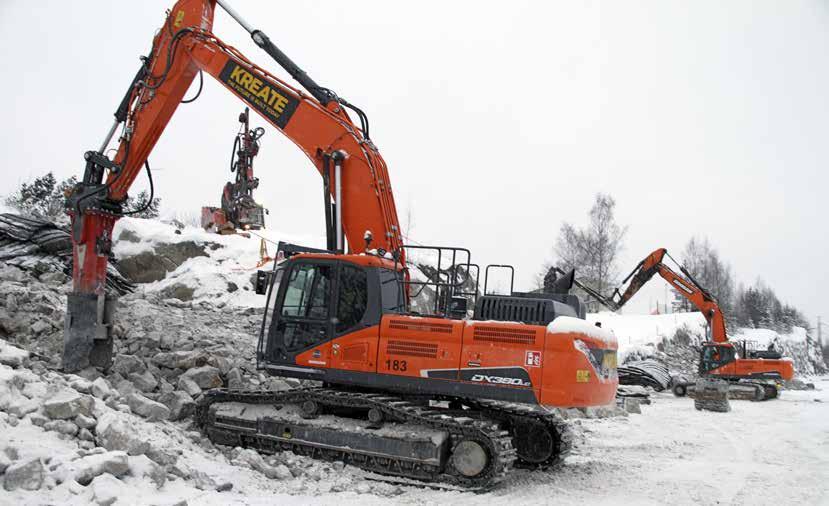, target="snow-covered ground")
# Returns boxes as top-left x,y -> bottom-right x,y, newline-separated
3,338 -> 827,505
446,383 -> 829,506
